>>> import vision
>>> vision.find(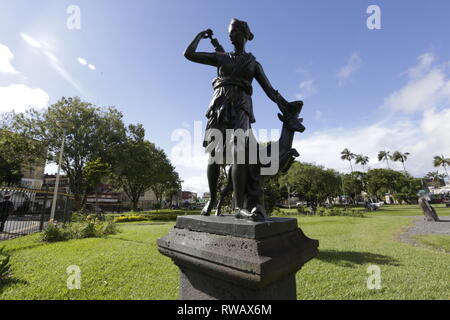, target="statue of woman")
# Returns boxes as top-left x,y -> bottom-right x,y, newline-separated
185,18 -> 290,218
